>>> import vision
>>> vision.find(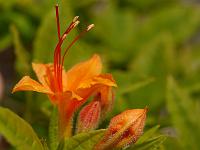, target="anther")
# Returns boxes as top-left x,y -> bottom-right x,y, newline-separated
73,16 -> 79,22
74,21 -> 80,27
87,24 -> 95,31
